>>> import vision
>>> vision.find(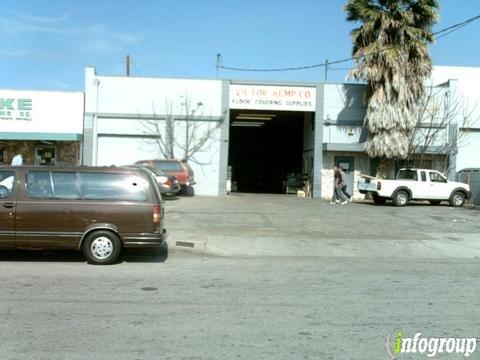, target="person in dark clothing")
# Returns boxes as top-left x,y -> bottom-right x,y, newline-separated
338,166 -> 352,202
330,165 -> 348,204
